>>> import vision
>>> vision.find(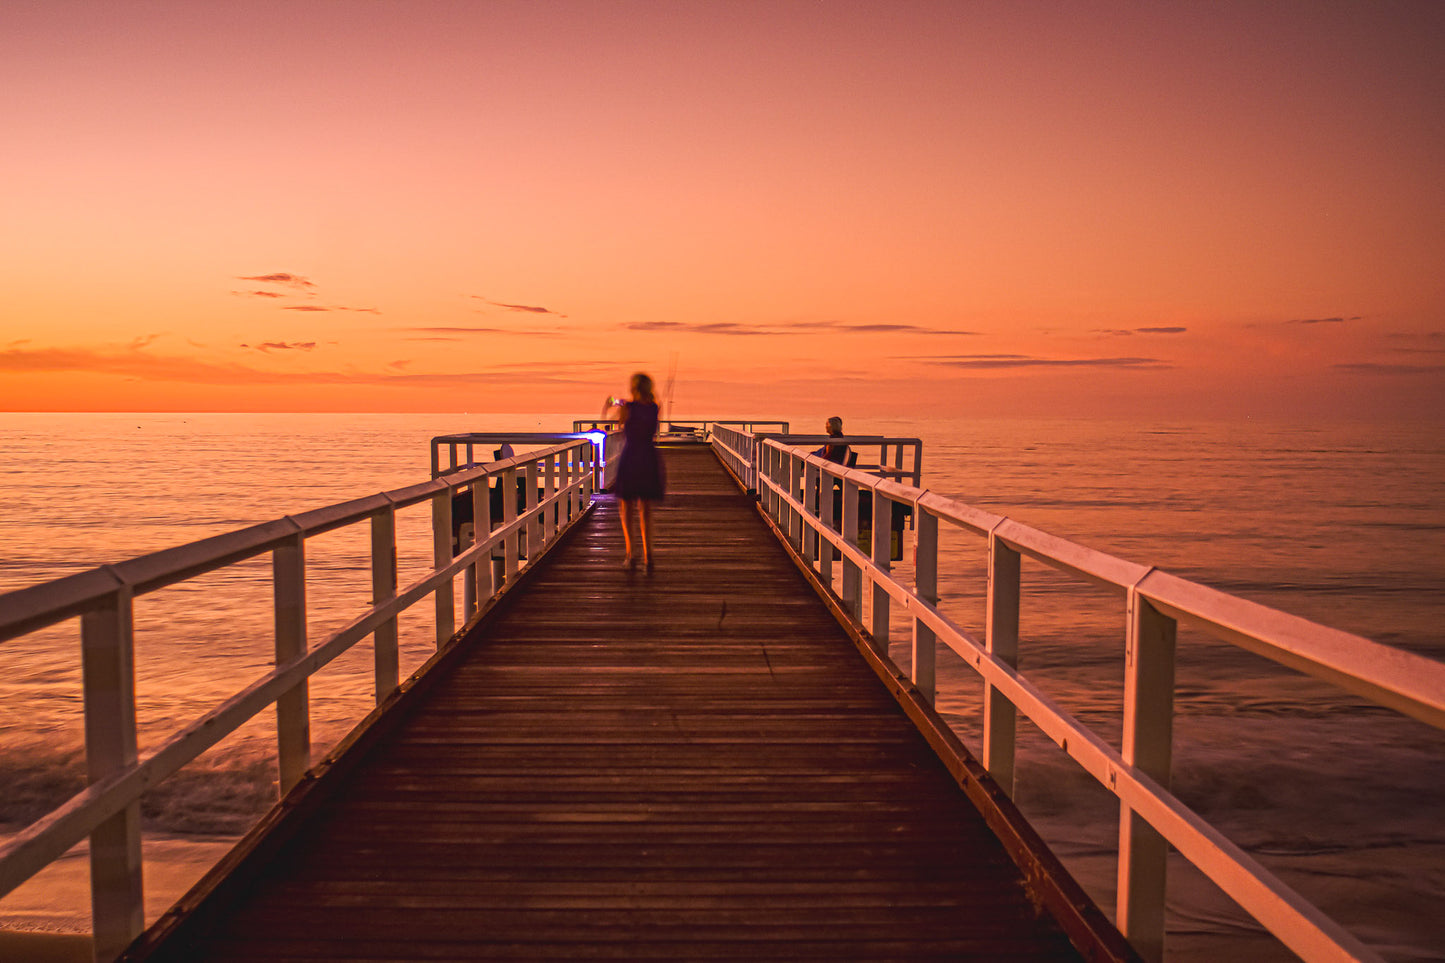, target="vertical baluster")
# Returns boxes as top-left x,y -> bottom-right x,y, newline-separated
803,460 -> 819,564
869,489 -> 891,655
819,466 -> 836,587
431,489 -> 454,647
544,454 -> 557,541
912,506 -> 938,702
841,478 -> 861,618
371,505 -> 399,702
787,454 -> 802,547
461,486 -> 478,622
525,459 -> 540,561
472,476 -> 492,609
582,442 -> 594,506
985,531 -> 1020,795
274,530 -> 310,793
82,582 -> 144,962
502,465 -> 519,582
1118,587 -> 1177,963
